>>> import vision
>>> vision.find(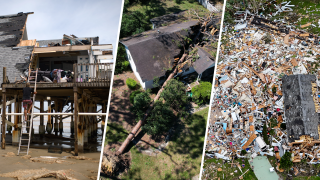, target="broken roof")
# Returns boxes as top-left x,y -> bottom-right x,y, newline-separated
37,36 -> 99,47
0,12 -> 33,47
283,74 -> 319,142
121,20 -> 199,82
0,46 -> 34,84
193,46 -> 215,74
